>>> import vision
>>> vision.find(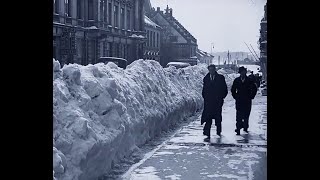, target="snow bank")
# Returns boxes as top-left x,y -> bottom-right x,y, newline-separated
217,68 -> 238,88
53,59 -> 208,180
